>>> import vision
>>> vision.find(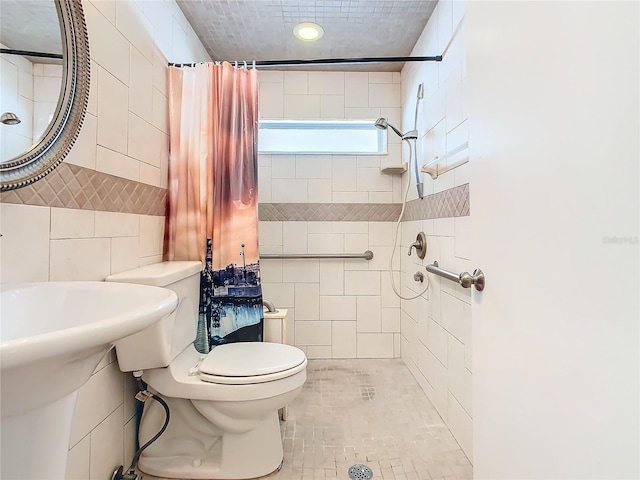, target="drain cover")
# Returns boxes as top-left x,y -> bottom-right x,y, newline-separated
348,464 -> 373,480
